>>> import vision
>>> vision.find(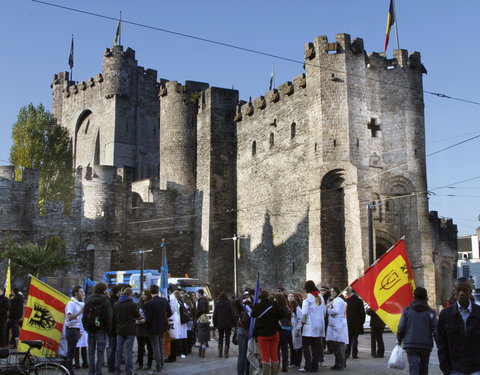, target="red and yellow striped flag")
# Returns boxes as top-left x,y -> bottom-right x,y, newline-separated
350,239 -> 415,334
18,277 -> 70,356
384,0 -> 396,52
